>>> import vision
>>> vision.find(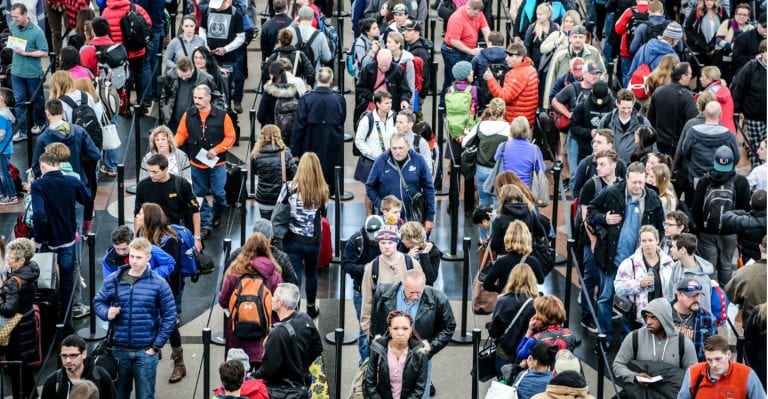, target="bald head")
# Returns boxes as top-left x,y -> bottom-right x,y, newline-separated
377,49 -> 393,71
704,101 -> 722,122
